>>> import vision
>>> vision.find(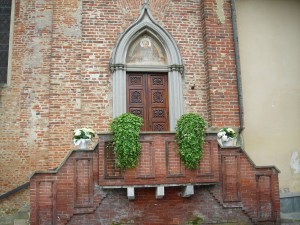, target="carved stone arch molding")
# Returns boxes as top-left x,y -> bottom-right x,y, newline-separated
110,3 -> 184,131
